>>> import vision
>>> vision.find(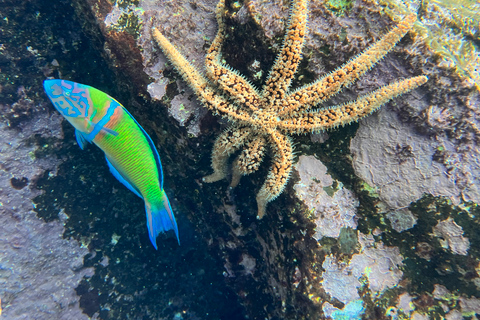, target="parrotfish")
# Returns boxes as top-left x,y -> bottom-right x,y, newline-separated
43,79 -> 179,249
